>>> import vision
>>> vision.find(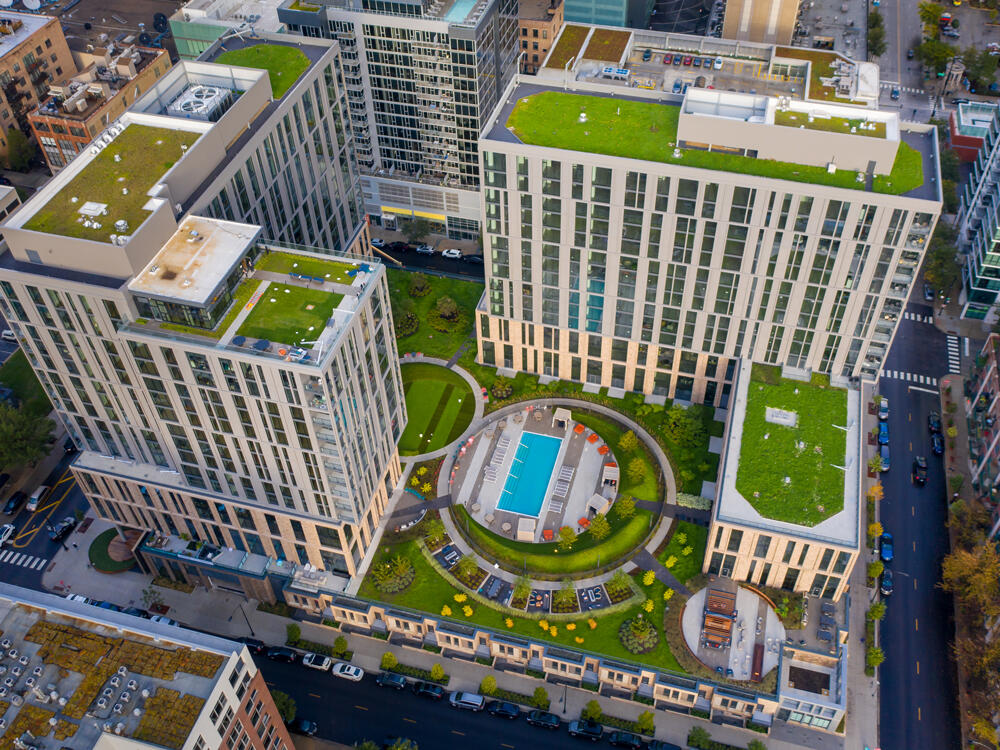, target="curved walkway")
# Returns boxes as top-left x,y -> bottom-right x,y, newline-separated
428,396 -> 686,596
398,354 -> 485,463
